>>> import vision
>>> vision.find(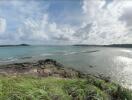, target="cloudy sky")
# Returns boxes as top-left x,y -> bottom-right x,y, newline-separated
0,0 -> 132,45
